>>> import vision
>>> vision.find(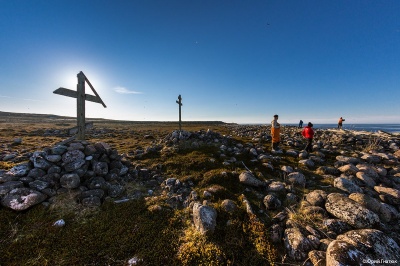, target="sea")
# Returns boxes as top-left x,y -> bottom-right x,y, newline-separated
284,124 -> 400,134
